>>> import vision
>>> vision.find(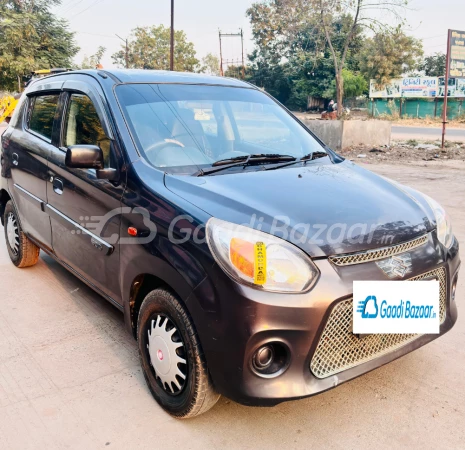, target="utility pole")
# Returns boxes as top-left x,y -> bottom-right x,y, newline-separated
170,0 -> 174,71
219,30 -> 224,76
241,29 -> 245,79
116,34 -> 129,69
218,29 -> 245,79
442,30 -> 452,148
